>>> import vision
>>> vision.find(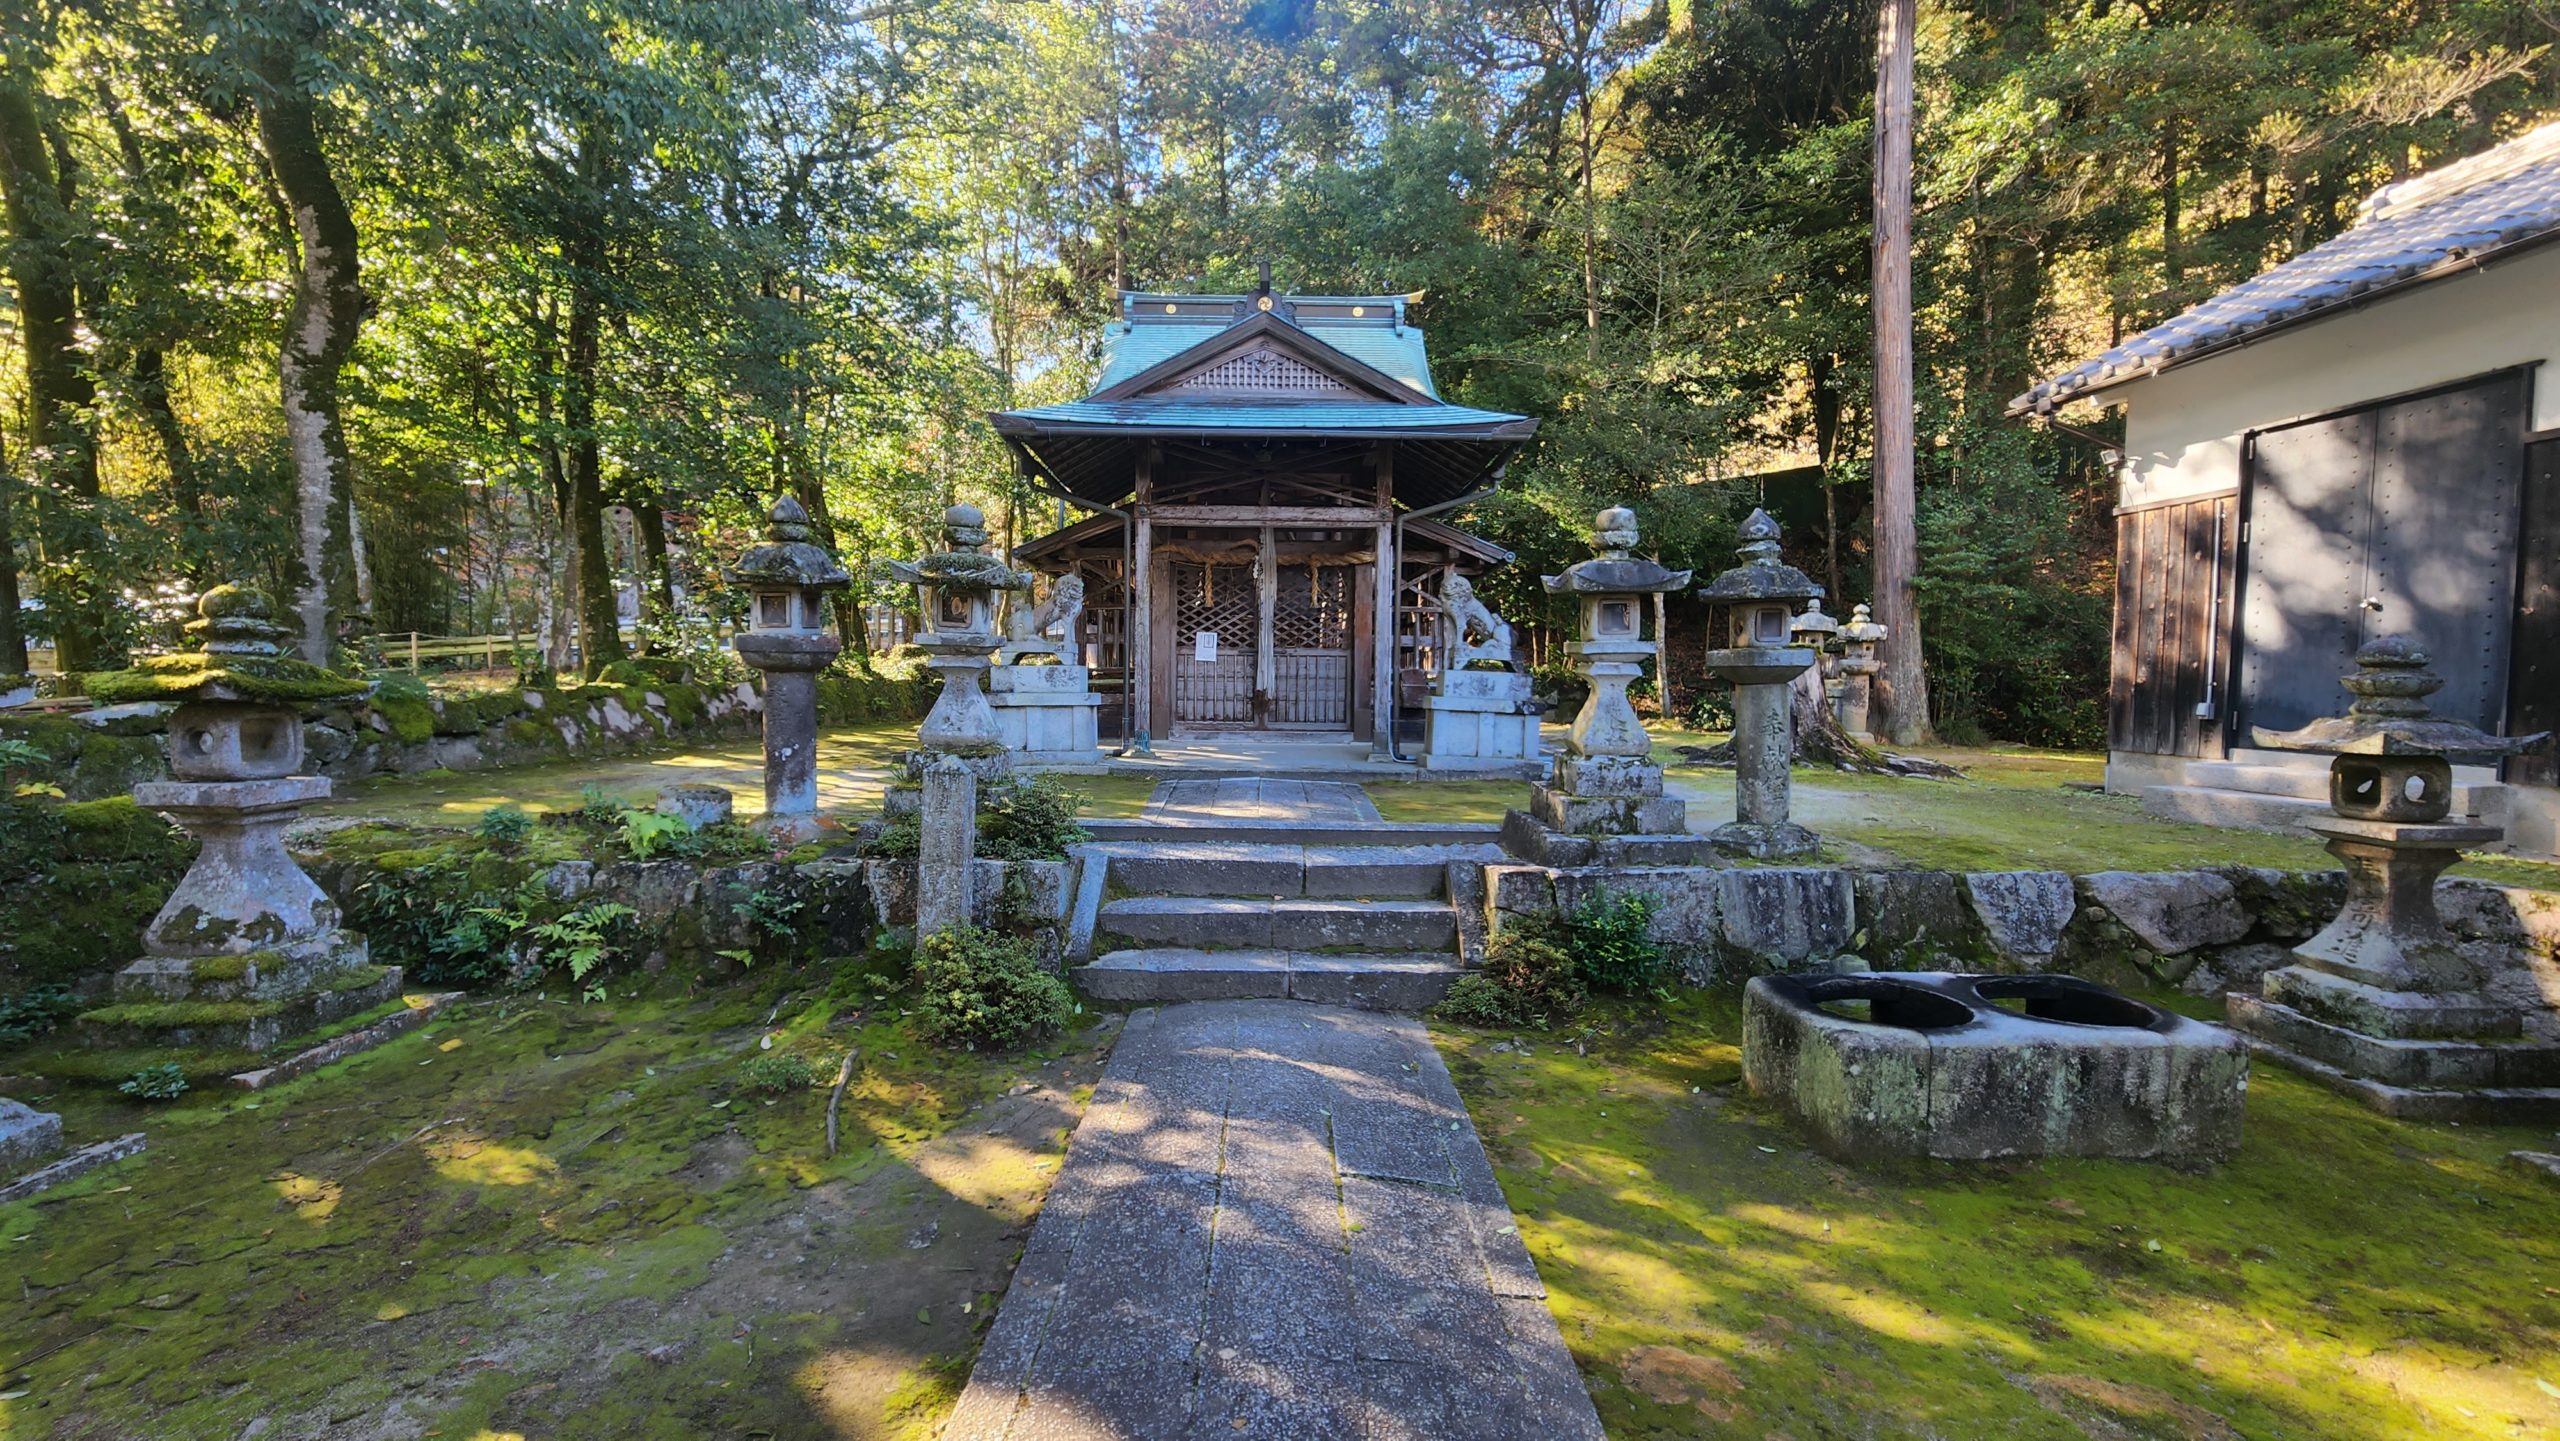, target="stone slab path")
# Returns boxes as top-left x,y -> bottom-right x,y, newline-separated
1140,778 -> 1382,826
944,1001 -> 1604,1441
